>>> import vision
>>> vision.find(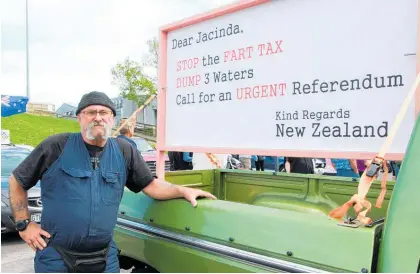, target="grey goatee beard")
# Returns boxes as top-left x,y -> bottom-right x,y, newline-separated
83,121 -> 112,141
